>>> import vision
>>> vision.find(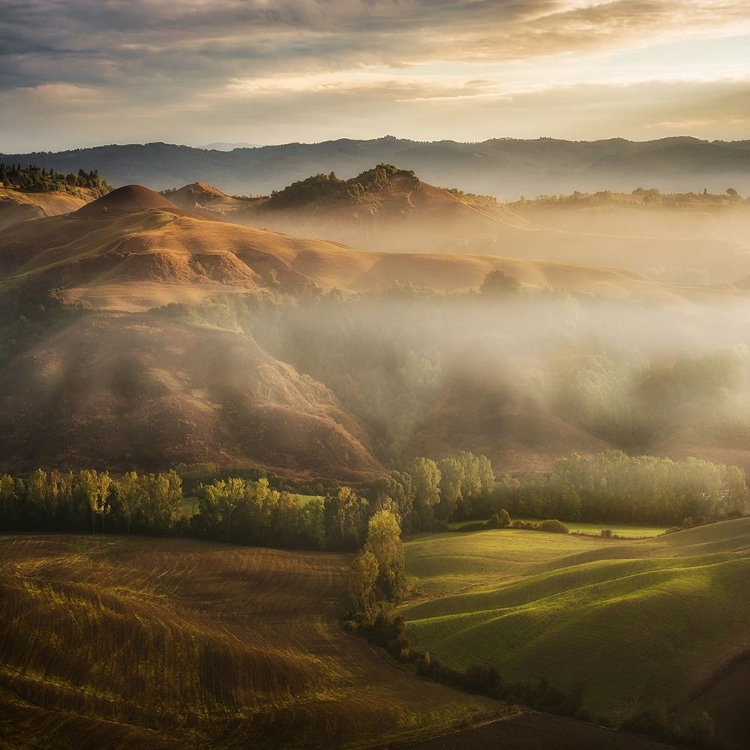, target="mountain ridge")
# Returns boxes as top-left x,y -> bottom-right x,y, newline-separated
4,137 -> 749,199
